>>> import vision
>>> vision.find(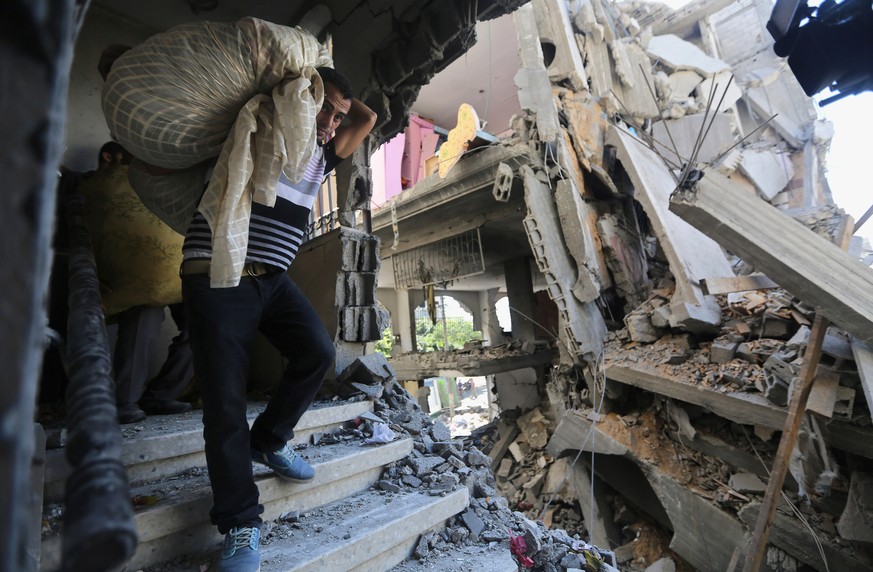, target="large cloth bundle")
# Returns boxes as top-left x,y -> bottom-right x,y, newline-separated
102,17 -> 333,287
79,165 -> 185,317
